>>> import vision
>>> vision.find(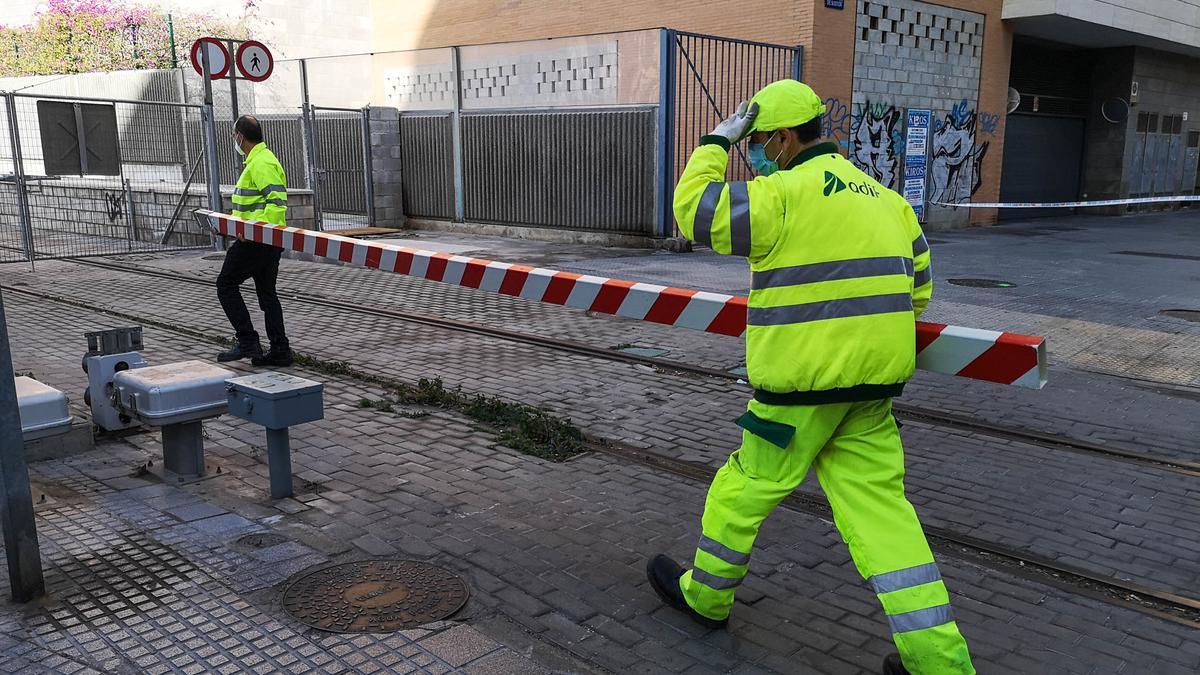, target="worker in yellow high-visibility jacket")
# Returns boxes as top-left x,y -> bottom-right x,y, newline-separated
216,115 -> 292,367
646,80 -> 974,675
